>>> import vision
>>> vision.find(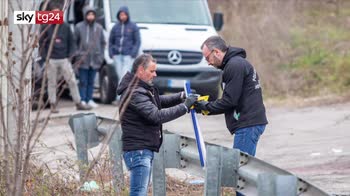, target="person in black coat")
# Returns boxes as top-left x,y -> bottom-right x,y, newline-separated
196,36 -> 268,155
39,2 -> 90,113
117,53 -> 197,195
196,36 -> 268,196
